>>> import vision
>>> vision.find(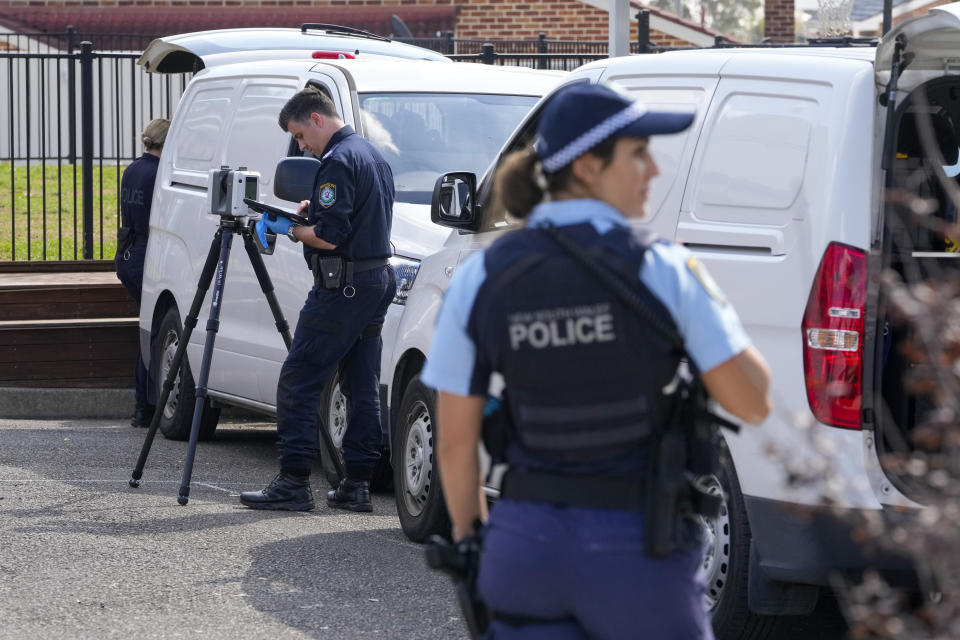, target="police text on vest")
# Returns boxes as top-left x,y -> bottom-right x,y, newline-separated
508,303 -> 615,350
